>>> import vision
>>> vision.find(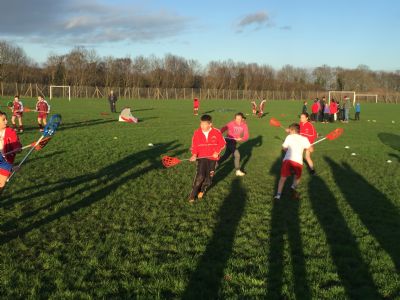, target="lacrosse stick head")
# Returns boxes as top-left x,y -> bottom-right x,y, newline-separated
326,128 -> 344,140
31,137 -> 52,150
43,114 -> 62,137
162,155 -> 181,168
23,107 -> 32,112
269,118 -> 282,128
